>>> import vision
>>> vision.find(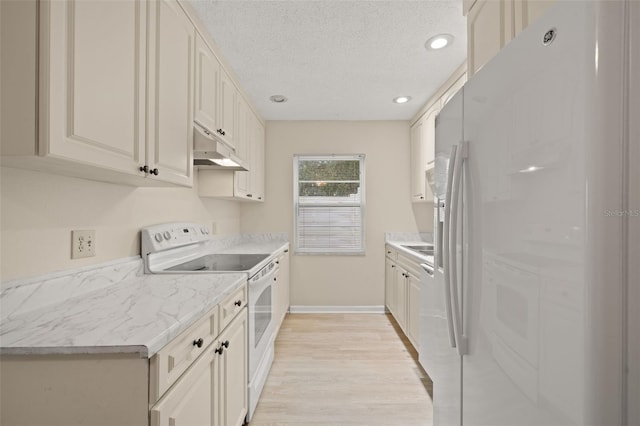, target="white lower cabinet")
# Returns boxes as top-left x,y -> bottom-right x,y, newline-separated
385,257 -> 397,316
218,311 -> 248,426
407,273 -> 421,347
151,308 -> 247,426
150,344 -> 218,426
385,246 -> 421,350
0,285 -> 248,426
273,248 -> 291,334
394,266 -> 408,332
